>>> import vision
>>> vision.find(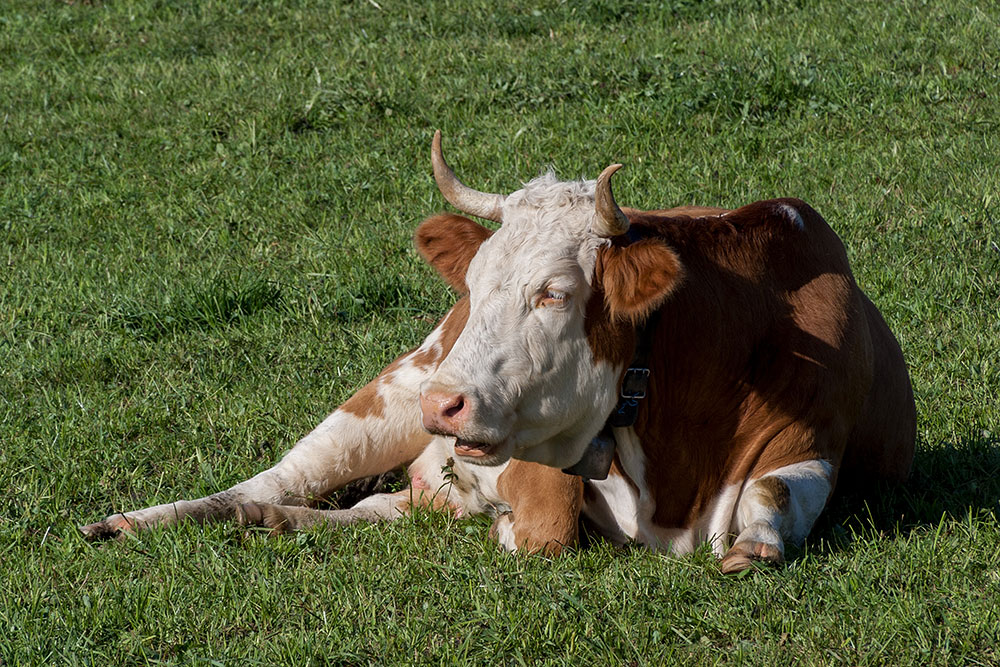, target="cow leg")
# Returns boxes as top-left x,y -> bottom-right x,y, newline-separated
720,459 -> 833,574
80,304 -> 468,540
488,459 -> 583,557
79,430 -> 431,540
79,405 -> 432,540
236,433 -> 508,535
236,486 -> 458,534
